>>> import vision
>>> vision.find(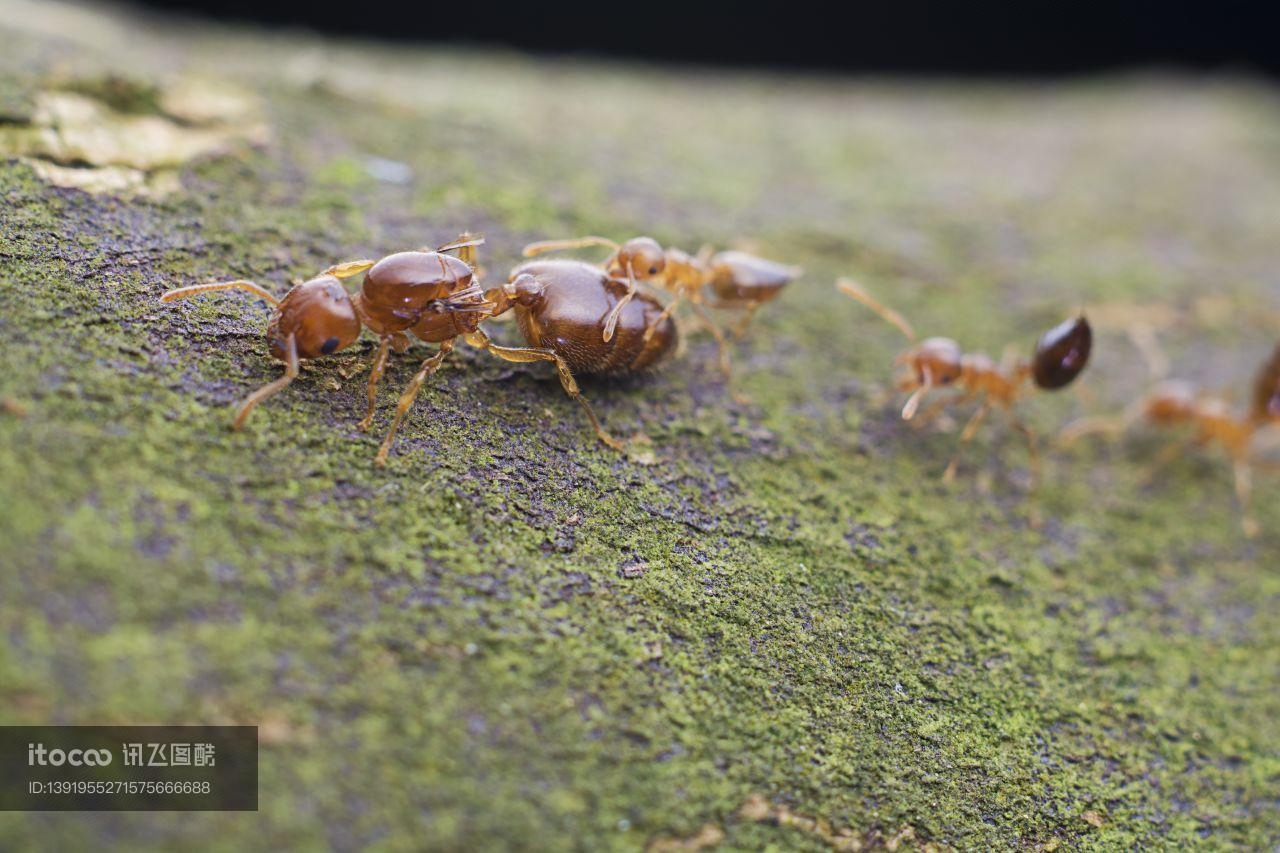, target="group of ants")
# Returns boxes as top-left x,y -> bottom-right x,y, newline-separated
162,233 -> 1280,537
